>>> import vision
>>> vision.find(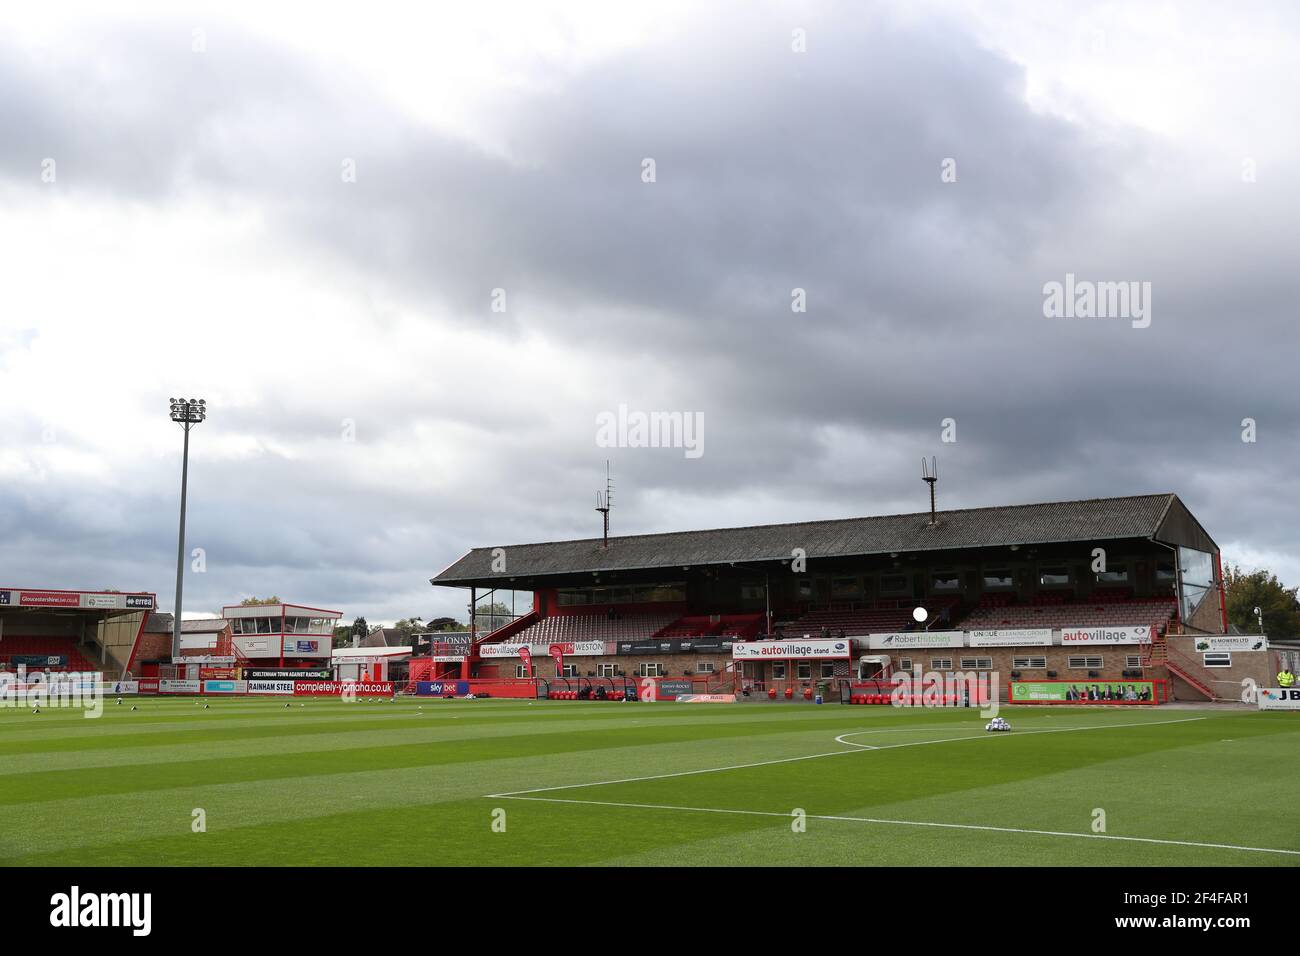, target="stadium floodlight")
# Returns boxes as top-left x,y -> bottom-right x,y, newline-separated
168,398 -> 207,659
